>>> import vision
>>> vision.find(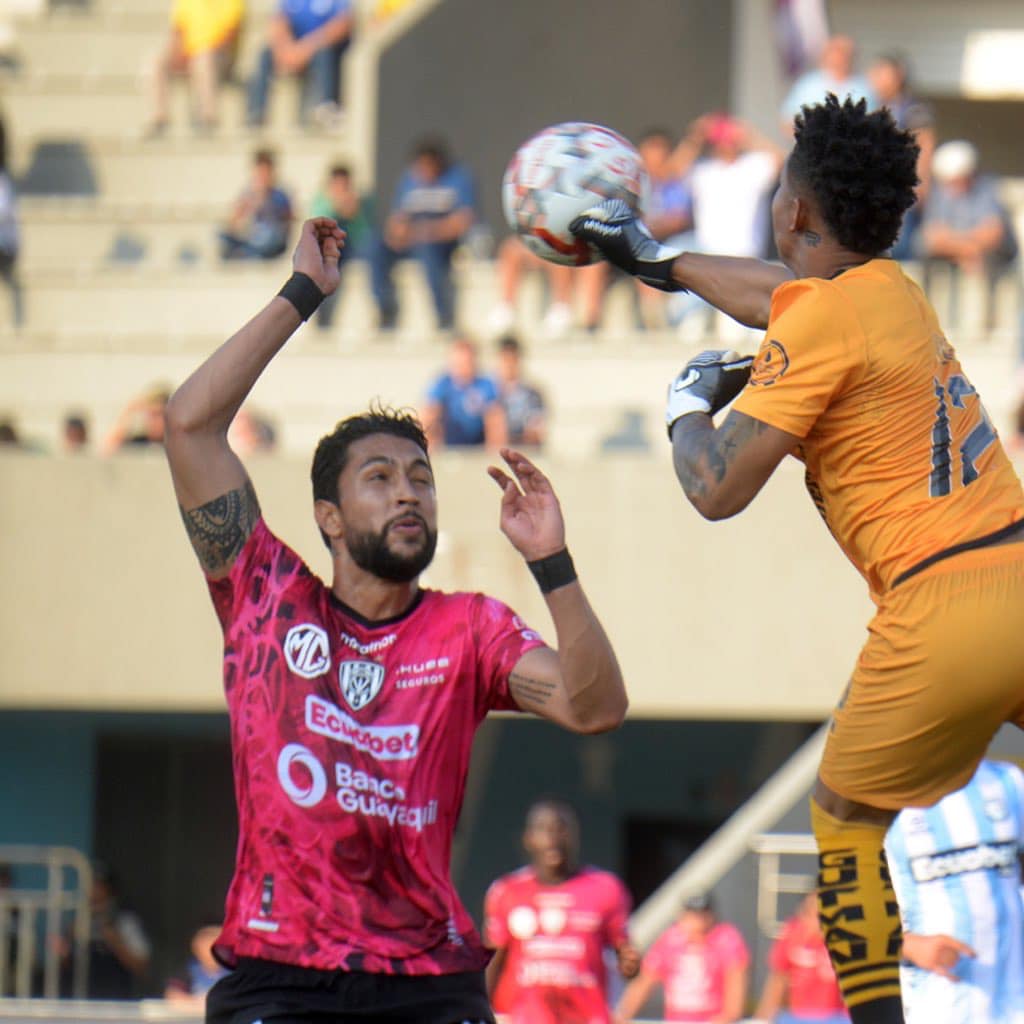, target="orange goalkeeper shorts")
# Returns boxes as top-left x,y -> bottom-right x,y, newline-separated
819,543 -> 1024,810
